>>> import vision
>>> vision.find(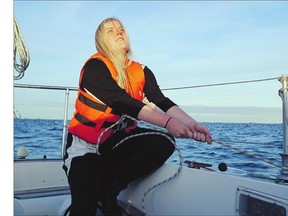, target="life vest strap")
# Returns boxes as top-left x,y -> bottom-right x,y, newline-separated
79,93 -> 107,112
102,118 -> 135,130
75,113 -> 96,127
75,112 -> 135,130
